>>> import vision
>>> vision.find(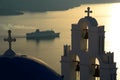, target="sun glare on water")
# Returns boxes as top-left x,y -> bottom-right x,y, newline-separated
106,3 -> 120,79
107,3 -> 120,53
